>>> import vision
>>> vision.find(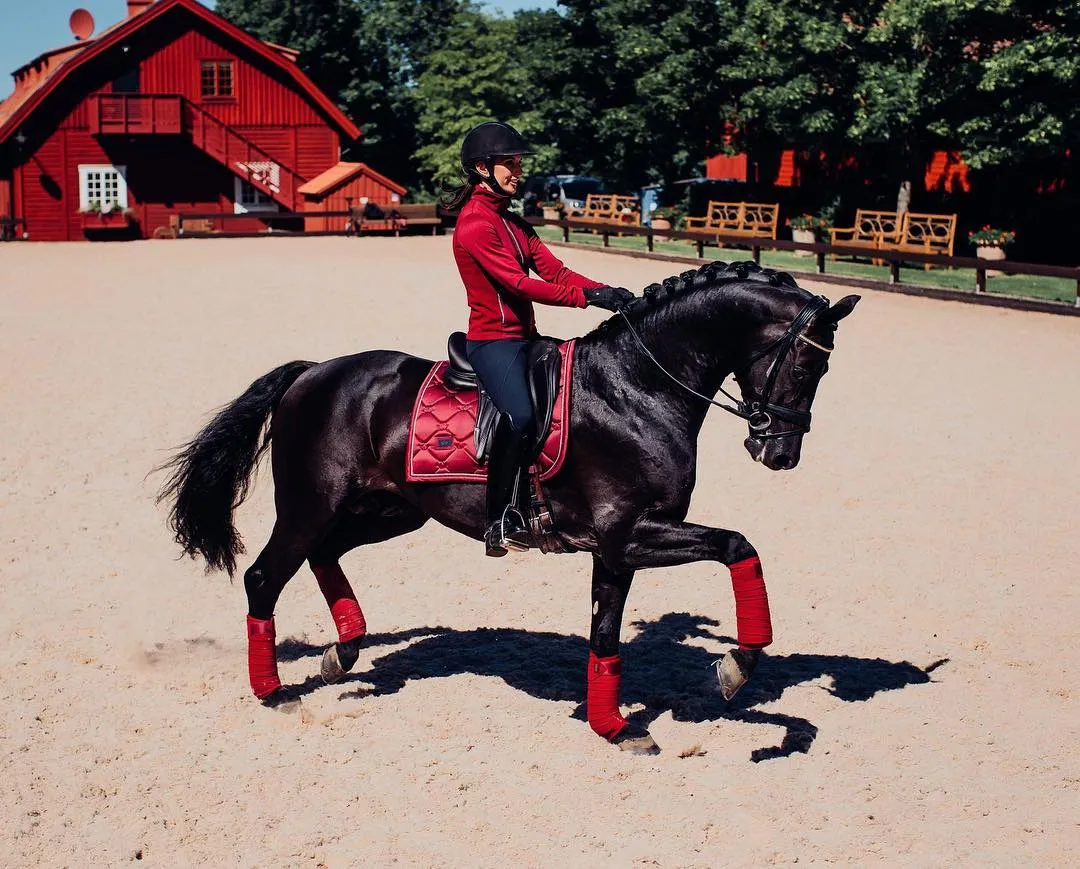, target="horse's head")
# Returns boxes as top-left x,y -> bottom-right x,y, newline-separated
735,292 -> 859,470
